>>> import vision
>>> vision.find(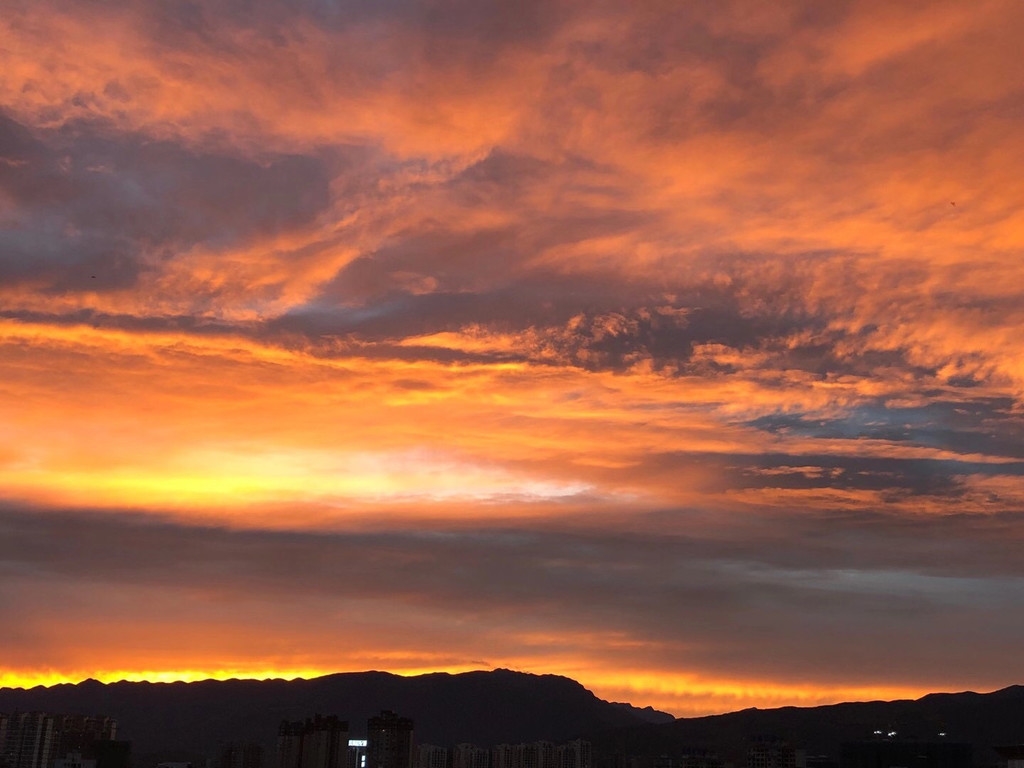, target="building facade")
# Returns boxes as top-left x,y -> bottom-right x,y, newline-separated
557,741 -> 591,768
278,716 -> 349,768
54,718 -> 116,758
748,742 -> 796,768
1,713 -> 58,768
453,744 -> 490,768
366,712 -> 414,768
0,712 -> 119,768
416,745 -> 448,768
